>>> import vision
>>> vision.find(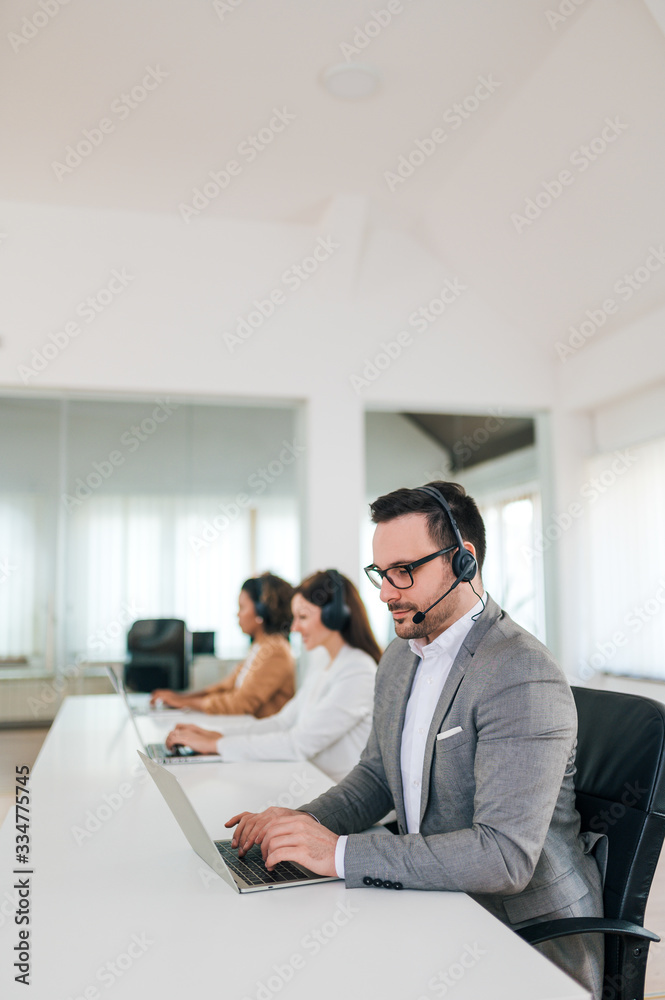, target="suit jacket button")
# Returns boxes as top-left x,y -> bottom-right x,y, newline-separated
363,876 -> 373,886
382,880 -> 393,889
394,881 -> 404,890
373,878 -> 383,887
